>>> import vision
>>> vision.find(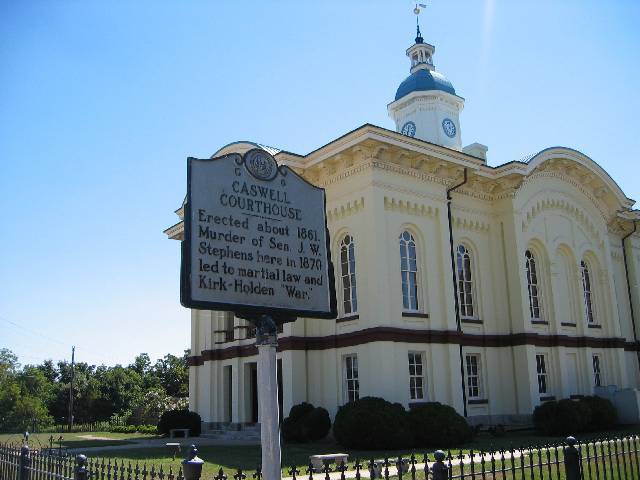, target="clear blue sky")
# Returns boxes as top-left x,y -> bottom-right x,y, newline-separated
1,1 -> 639,367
